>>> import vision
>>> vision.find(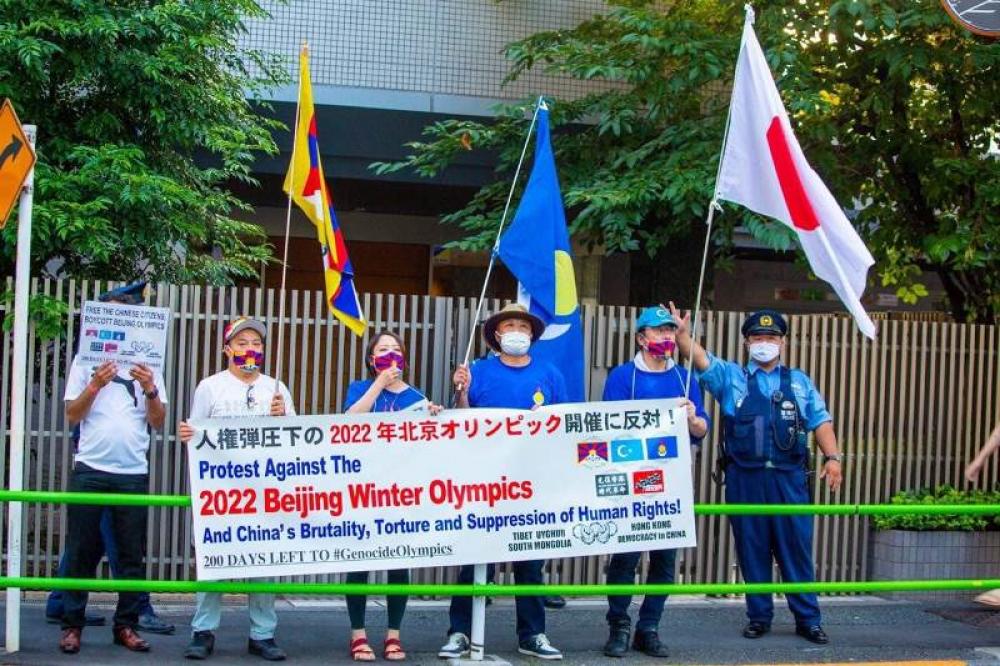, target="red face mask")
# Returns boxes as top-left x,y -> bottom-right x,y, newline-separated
372,351 -> 405,373
645,339 -> 676,358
